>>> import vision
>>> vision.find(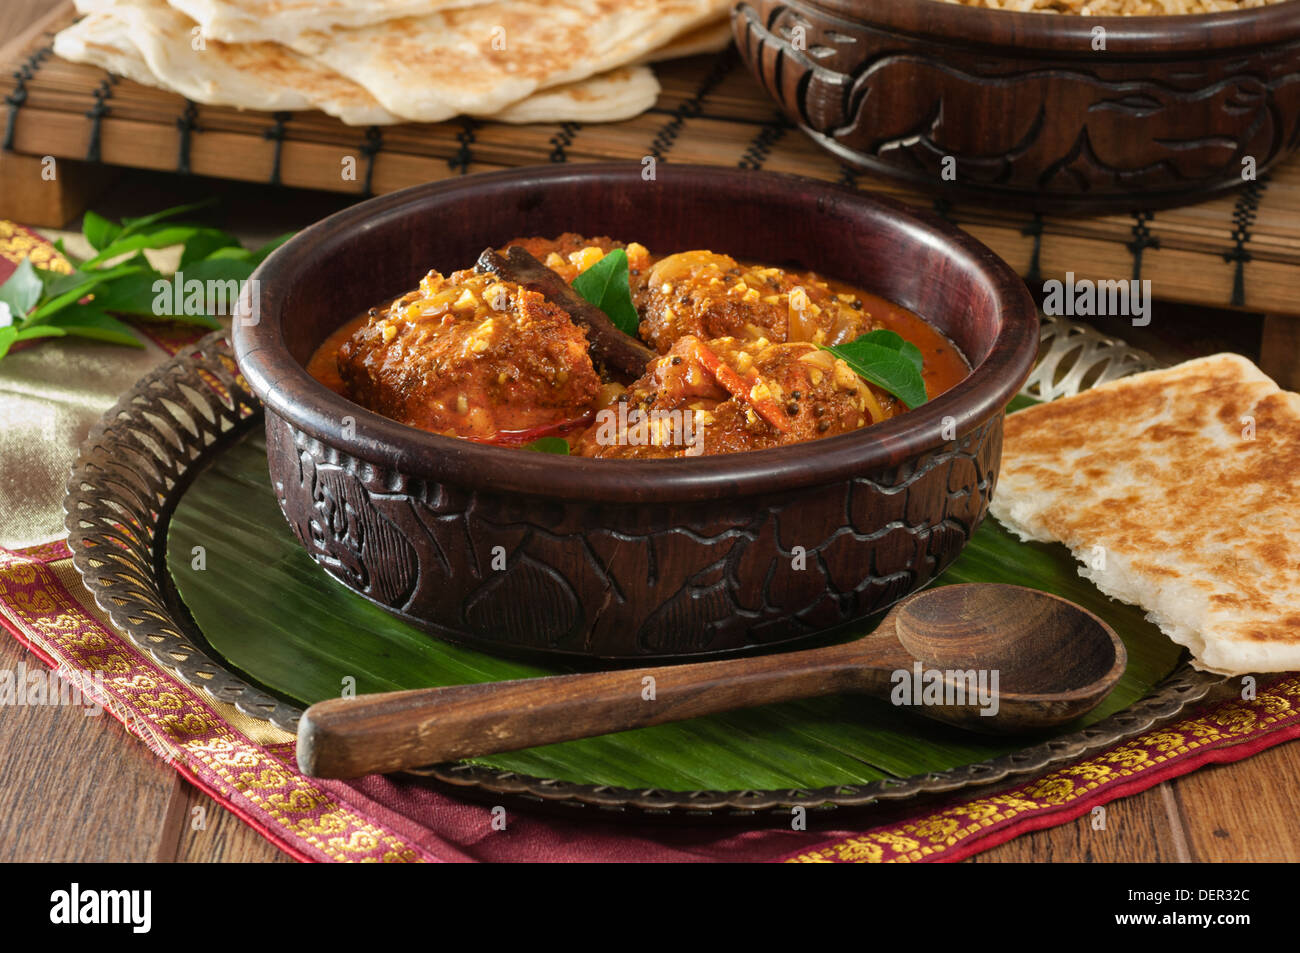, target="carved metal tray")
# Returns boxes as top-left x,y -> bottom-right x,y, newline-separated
64,319 -> 1225,820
